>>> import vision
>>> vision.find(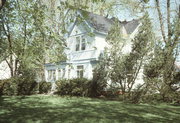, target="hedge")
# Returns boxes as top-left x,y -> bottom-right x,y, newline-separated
55,78 -> 91,96
0,77 -> 52,96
